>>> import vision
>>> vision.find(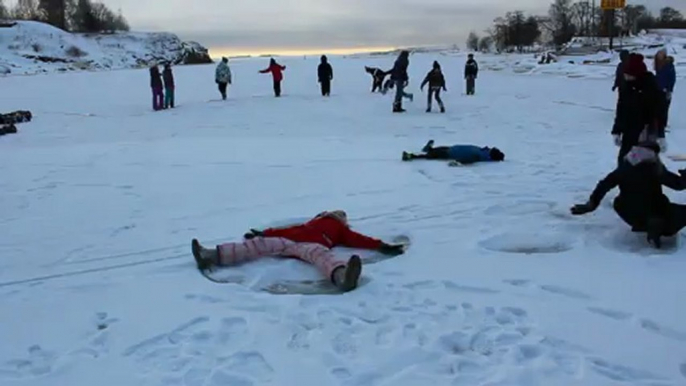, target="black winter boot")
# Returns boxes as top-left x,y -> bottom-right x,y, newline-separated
192,239 -> 219,270
332,255 -> 362,292
647,218 -> 665,249
422,140 -> 435,153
